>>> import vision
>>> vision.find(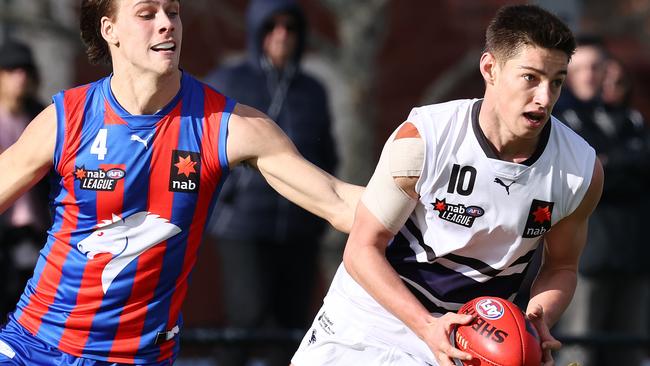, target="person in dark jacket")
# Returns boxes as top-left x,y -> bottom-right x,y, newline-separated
553,38 -> 650,366
204,0 -> 338,365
